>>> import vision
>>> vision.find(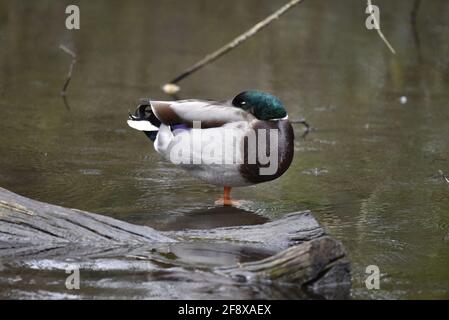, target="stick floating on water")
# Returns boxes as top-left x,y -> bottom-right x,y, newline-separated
162,0 -> 305,94
367,0 -> 396,55
59,44 -> 77,96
